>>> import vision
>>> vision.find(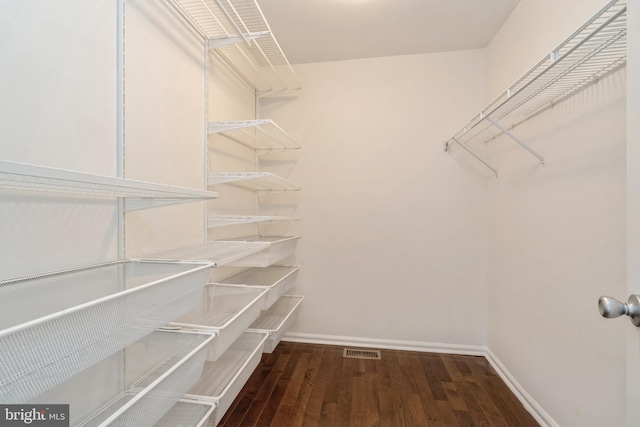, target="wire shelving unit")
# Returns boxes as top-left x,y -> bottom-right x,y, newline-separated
170,0 -> 301,94
208,215 -> 300,228
248,294 -> 304,353
31,330 -> 216,426
444,0 -> 627,176
171,284 -> 268,361
216,265 -> 300,309
208,171 -> 300,191
0,260 -> 212,403
141,240 -> 271,267
156,399 -> 216,427
184,331 -> 269,426
208,119 -> 301,152
0,160 -> 218,211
